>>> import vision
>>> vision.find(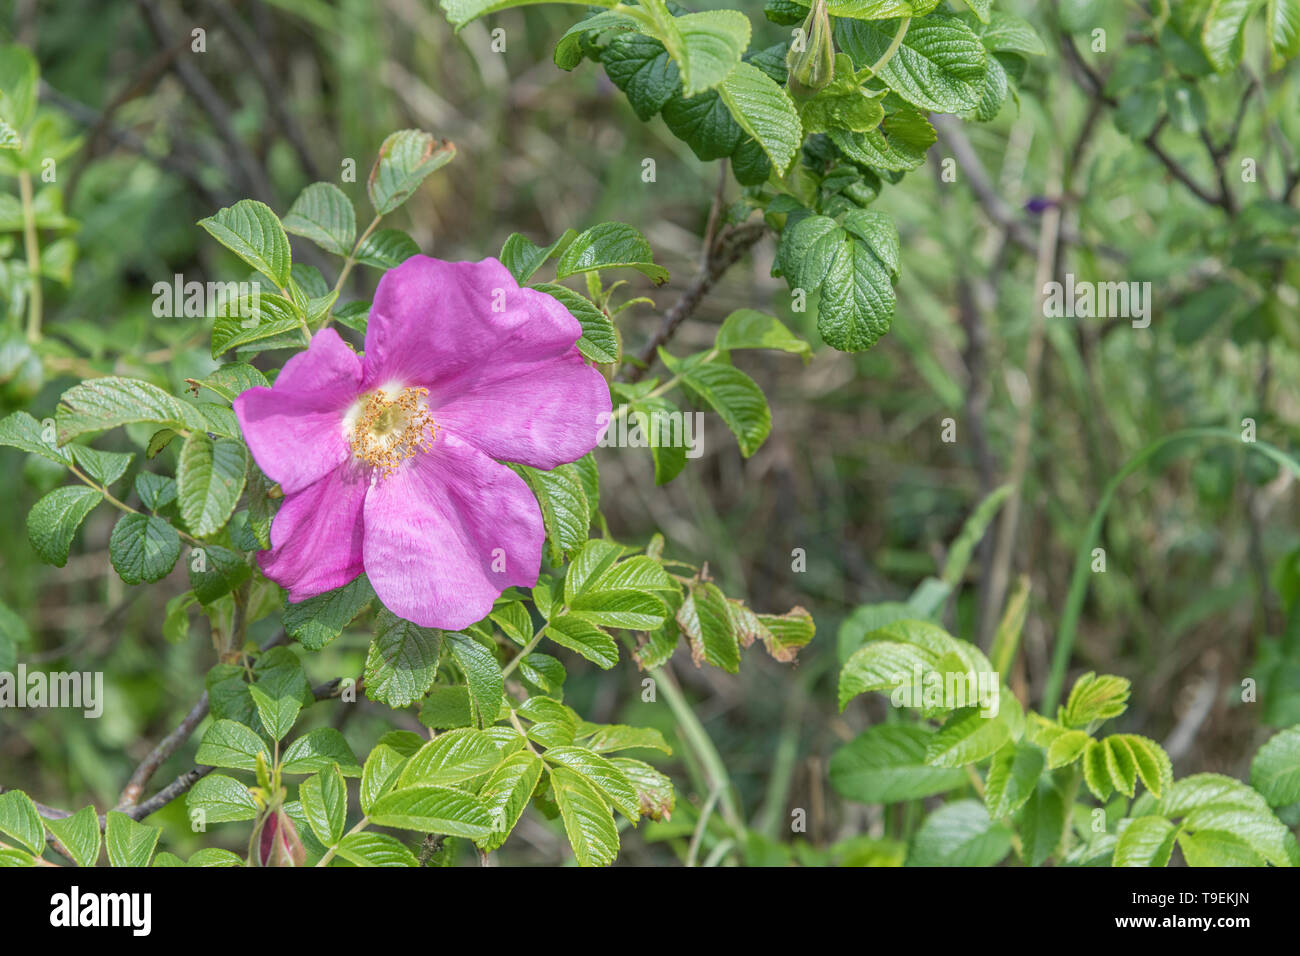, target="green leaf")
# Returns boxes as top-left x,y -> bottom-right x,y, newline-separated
187,775 -> 259,824
830,724 -> 966,803
514,462 -> 591,564
777,210 -> 899,352
368,130 -> 455,215
177,432 -> 248,537
673,10 -> 751,97
69,445 -> 133,486
282,728 -> 362,776
398,728 -> 503,788
447,632 -> 505,728
195,718 -> 271,771
1252,725 -> 1300,806
556,221 -> 668,284
0,44 -> 37,131
1202,0 -> 1262,72
365,610 -> 442,708
1061,671 -> 1131,727
190,363 -> 268,403
209,292 -> 303,358
1046,729 -> 1092,769
611,757 -> 675,820
797,54 -> 887,135
249,685 -> 302,742
26,485 -> 101,567
659,350 -> 771,457
105,812 -> 161,867
188,544 -> 251,605
197,200 -> 292,289
984,741 -> 1045,818
544,747 -> 640,821
334,831 -> 418,866
283,182 -> 357,257
623,392 -> 688,485
499,229 -> 577,284
0,411 -> 71,466
185,848 -> 244,867
1114,816 -> 1179,867
717,60 -> 801,175
0,790 -> 45,854
838,15 -> 987,113
533,283 -> 618,364
1176,827 -> 1263,866
1017,778 -> 1066,866
109,513 -> 181,585
576,722 -> 672,754
1272,0 -> 1300,61
662,88 -> 744,161
56,377 -> 206,443
361,743 -> 409,814
367,786 -> 495,838
135,472 -> 177,512
300,764 -> 347,847
489,601 -> 533,646
551,766 -> 620,866
970,10 -> 1048,56
283,575 -> 375,651
545,614 -> 620,669
477,750 -> 545,851
599,33 -> 681,120
44,807 -> 101,867
419,686 -> 474,730
924,705 -> 1012,768
833,103 -> 936,172
0,848 -> 34,867
355,229 -> 421,269
676,580 -> 739,672
908,799 -> 1011,867
567,548 -> 675,630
